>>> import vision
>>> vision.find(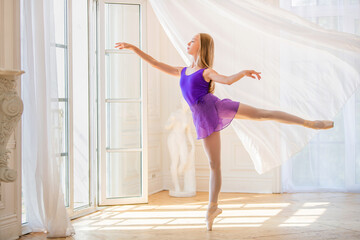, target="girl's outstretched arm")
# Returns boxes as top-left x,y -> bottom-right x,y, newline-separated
115,42 -> 183,77
205,68 -> 261,85
227,70 -> 261,85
